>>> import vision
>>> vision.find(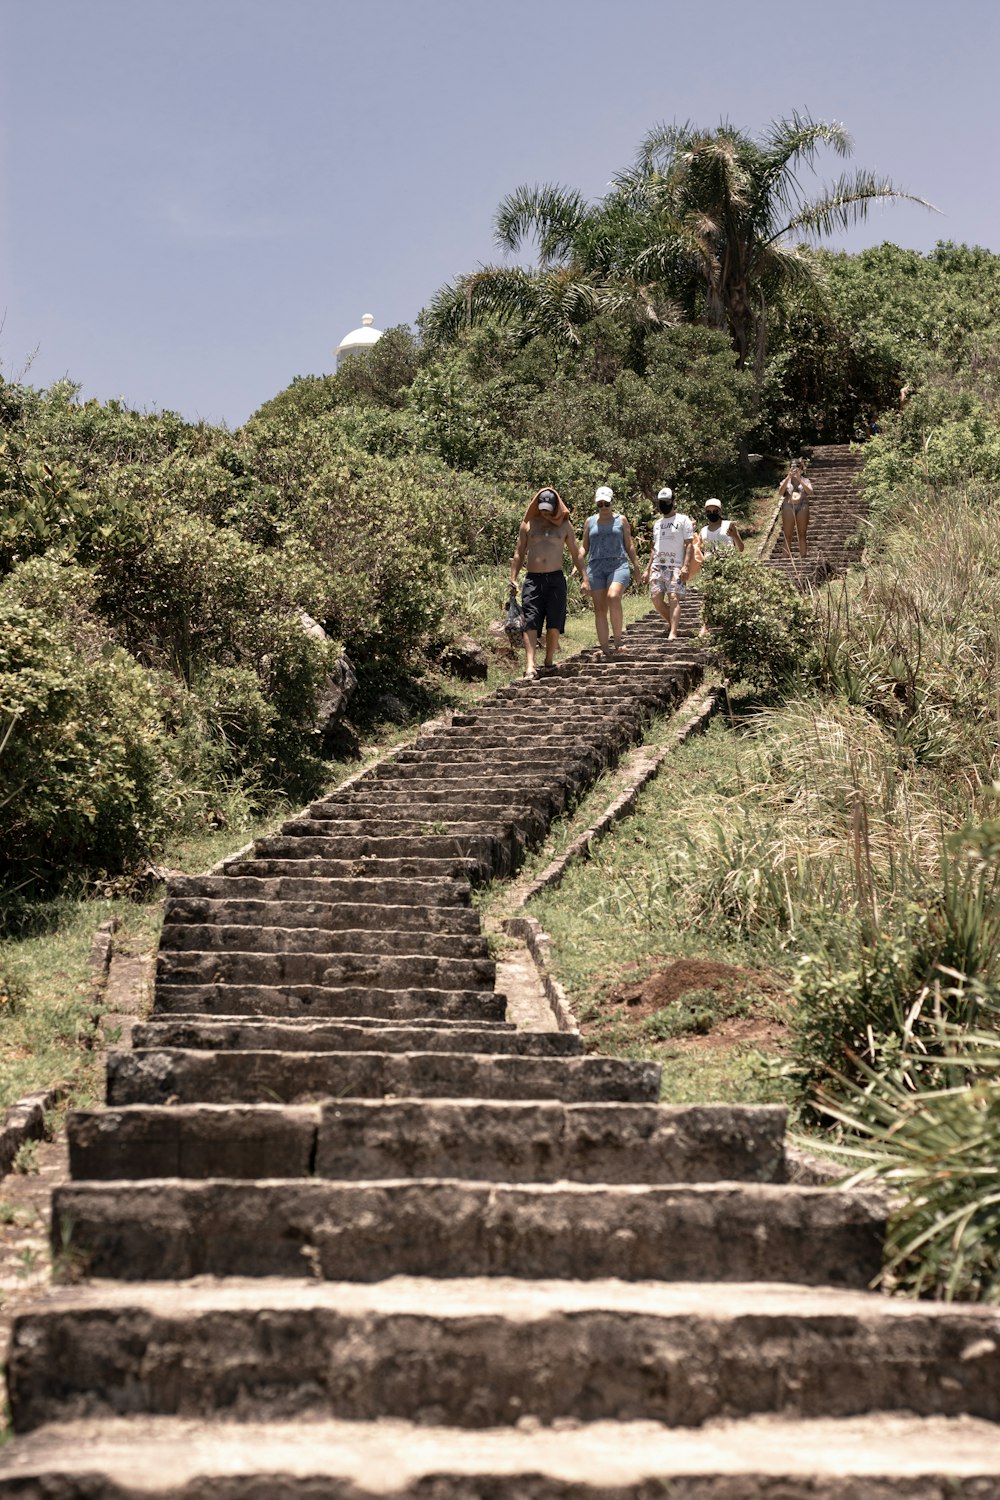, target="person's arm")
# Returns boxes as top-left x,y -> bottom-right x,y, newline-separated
641,519 -> 655,582
566,522 -> 590,591
577,518 -> 592,591
730,522 -> 745,553
510,521 -> 528,590
621,516 -> 641,574
802,477 -> 814,497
